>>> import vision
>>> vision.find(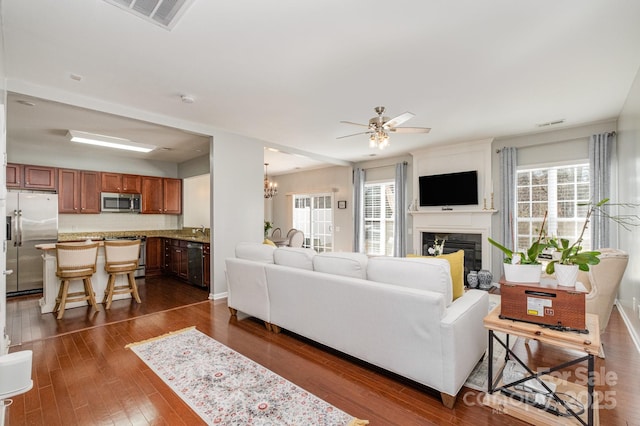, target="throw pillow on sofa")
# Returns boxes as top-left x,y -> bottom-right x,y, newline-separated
436,250 -> 465,300
407,249 -> 465,301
